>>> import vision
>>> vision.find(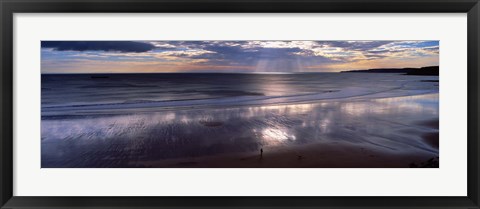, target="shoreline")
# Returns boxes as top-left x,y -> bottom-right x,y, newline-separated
133,117 -> 439,168
41,90 -> 440,118
42,86 -> 439,168
132,137 -> 439,168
